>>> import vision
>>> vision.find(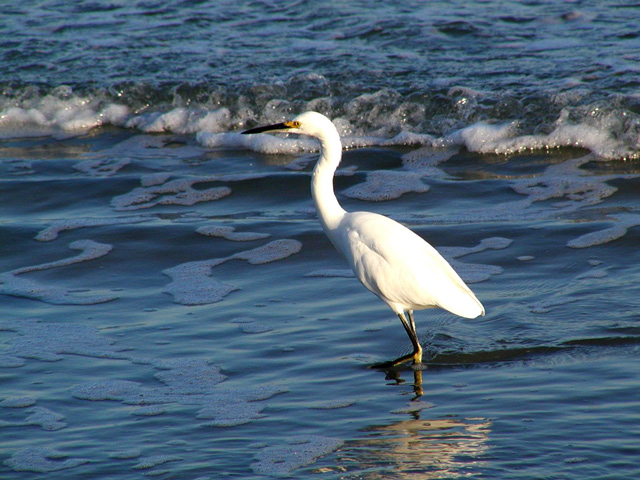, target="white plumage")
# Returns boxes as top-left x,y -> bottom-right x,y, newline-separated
243,111 -> 484,364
